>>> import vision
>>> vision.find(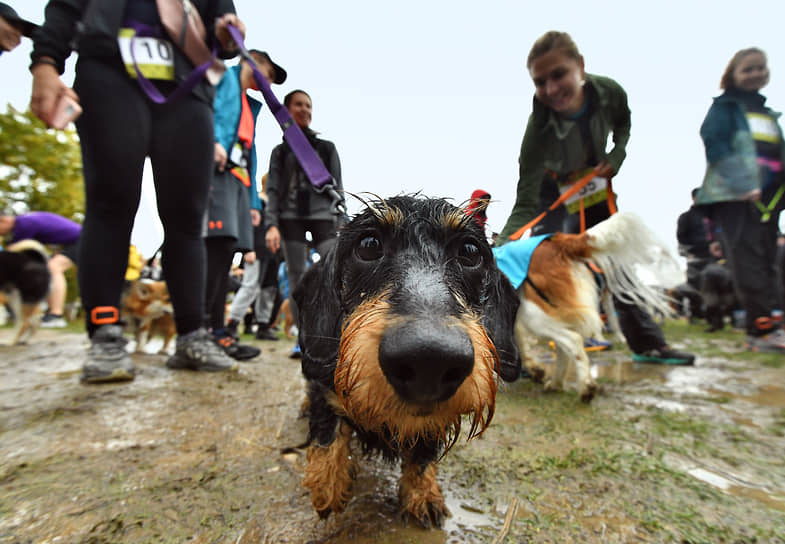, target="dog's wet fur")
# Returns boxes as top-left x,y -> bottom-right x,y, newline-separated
293,195 -> 520,528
